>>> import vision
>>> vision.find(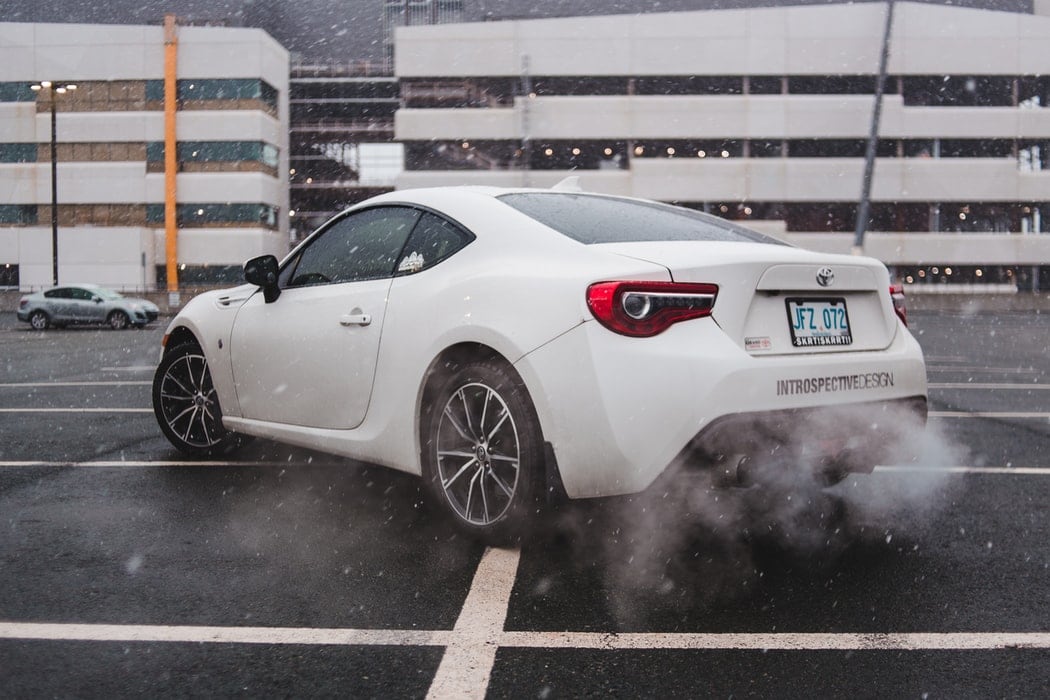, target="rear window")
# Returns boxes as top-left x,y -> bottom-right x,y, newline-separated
498,192 -> 786,246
